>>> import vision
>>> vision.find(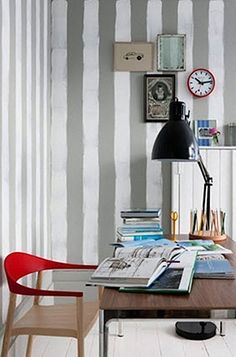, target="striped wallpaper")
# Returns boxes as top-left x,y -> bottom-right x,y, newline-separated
62,0 -> 236,265
0,0 -> 235,327
0,0 -> 51,324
